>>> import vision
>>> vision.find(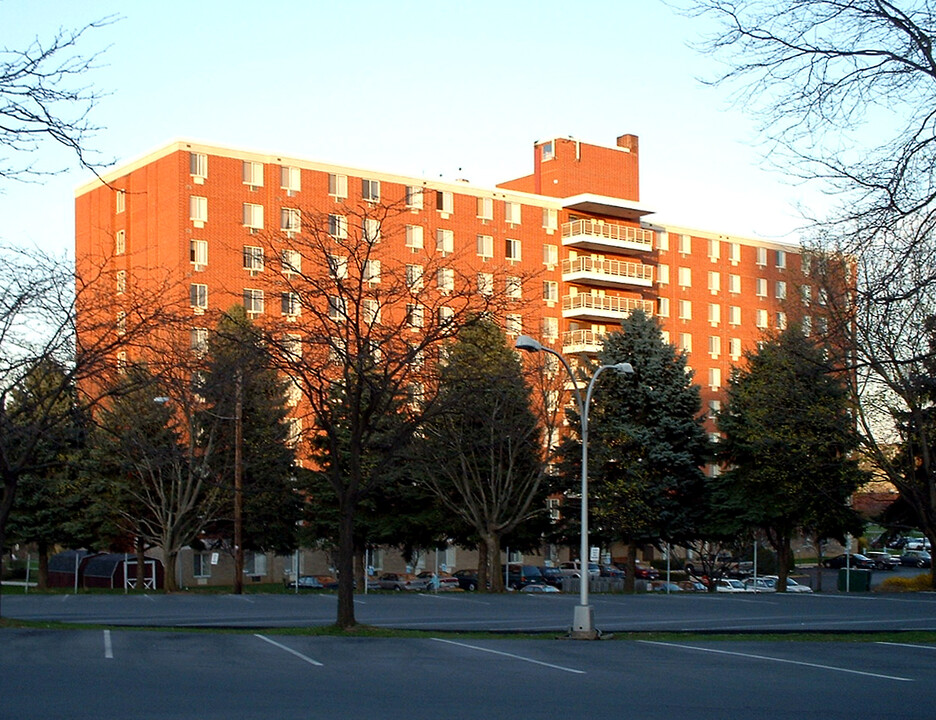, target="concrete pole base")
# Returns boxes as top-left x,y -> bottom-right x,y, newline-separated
570,604 -> 598,640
